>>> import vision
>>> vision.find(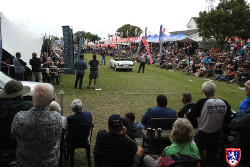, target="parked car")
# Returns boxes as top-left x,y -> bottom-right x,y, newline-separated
0,71 -> 55,100
110,58 -> 134,71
